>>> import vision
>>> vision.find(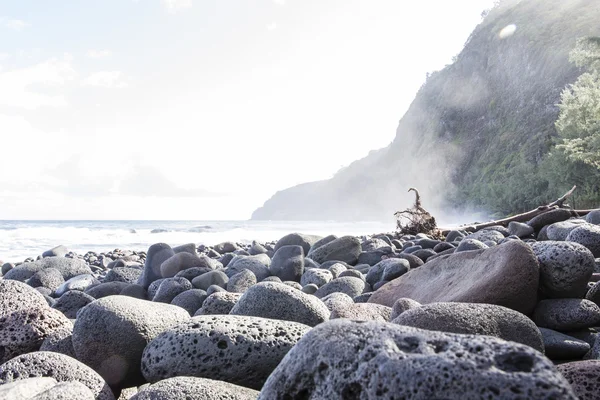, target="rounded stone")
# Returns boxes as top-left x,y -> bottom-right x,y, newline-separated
141,315 -> 311,390
160,253 -> 219,278
28,268 -> 65,292
456,238 -> 488,252
230,281 -> 330,327
307,236 -> 361,265
531,241 -> 595,298
0,351 -> 115,400
390,297 -> 422,320
546,219 -> 588,241
152,277 -> 193,303
567,224 -> 600,257
227,269 -> 257,293
393,302 -> 543,352
300,268 -> 333,287
0,377 -> 59,399
30,380 -> 96,399
533,299 -> 600,331
557,360 -> 600,400
314,276 -> 366,299
226,255 -> 270,281
170,289 -> 207,316
195,292 -> 242,316
55,274 -> 100,297
40,326 -> 76,358
85,281 -> 130,299
130,376 -> 259,400
274,233 -> 320,256
52,290 -> 96,319
586,209 -> 600,225
528,208 -> 573,232
104,267 -> 142,284
0,279 -> 49,317
137,243 -> 175,289
72,295 -> 189,389
330,303 -> 391,321
539,328 -> 590,360
269,245 -> 304,282
258,319 -> 576,399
